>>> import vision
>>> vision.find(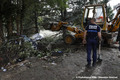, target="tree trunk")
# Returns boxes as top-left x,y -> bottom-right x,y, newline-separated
20,15 -> 23,35
20,0 -> 25,35
5,0 -> 13,39
6,17 -> 13,39
34,11 -> 38,33
16,0 -> 20,35
16,15 -> 20,35
0,6 -> 4,45
61,9 -> 67,38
